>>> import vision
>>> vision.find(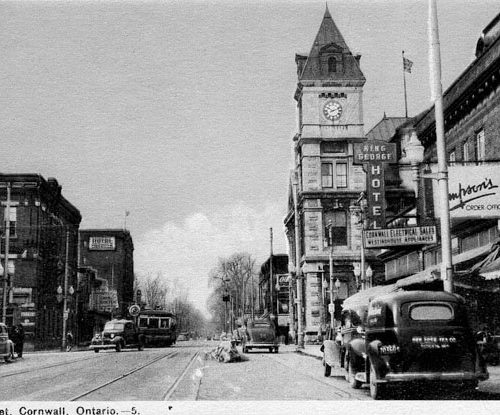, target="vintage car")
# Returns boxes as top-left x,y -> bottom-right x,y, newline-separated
322,287 -> 489,399
89,319 -> 145,353
241,319 -> 279,353
0,323 -> 15,362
